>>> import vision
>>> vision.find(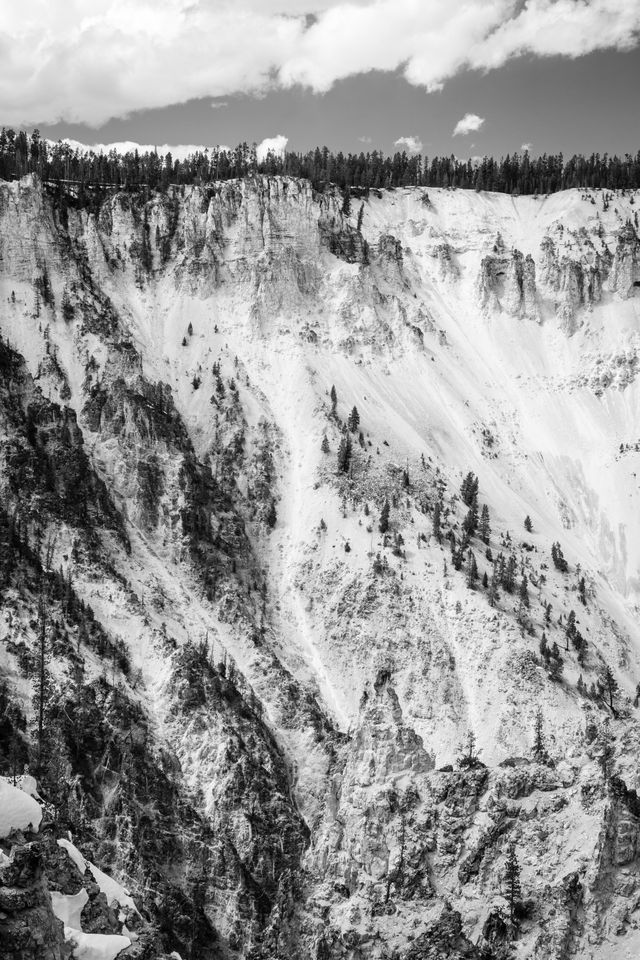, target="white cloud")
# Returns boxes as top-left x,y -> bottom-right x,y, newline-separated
521,142 -> 532,152
453,113 -> 485,137
358,135 -> 372,144
256,134 -> 288,162
2,1 -> 639,126
210,101 -> 228,110
394,135 -> 423,155
54,139 -> 229,161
